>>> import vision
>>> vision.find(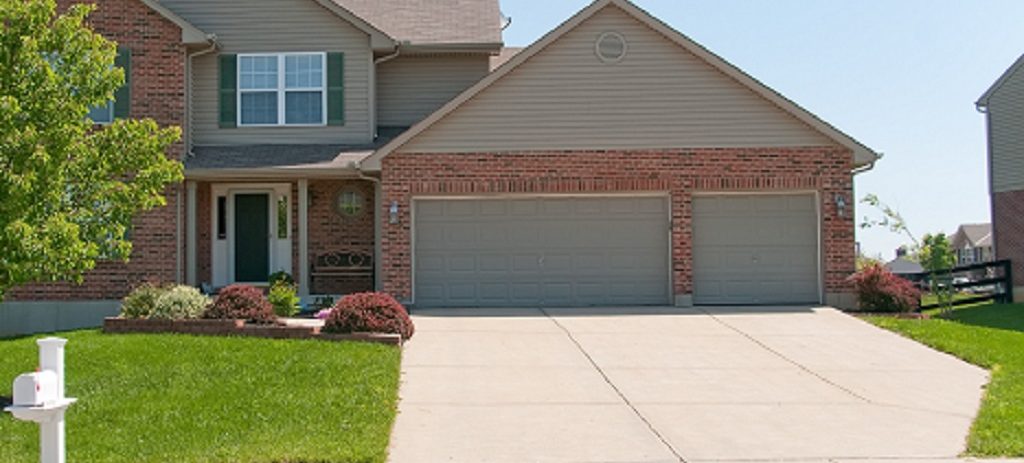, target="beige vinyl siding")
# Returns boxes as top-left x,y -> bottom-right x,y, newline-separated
163,0 -> 372,145
377,55 -> 490,127
988,66 -> 1024,192
401,5 -> 832,154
